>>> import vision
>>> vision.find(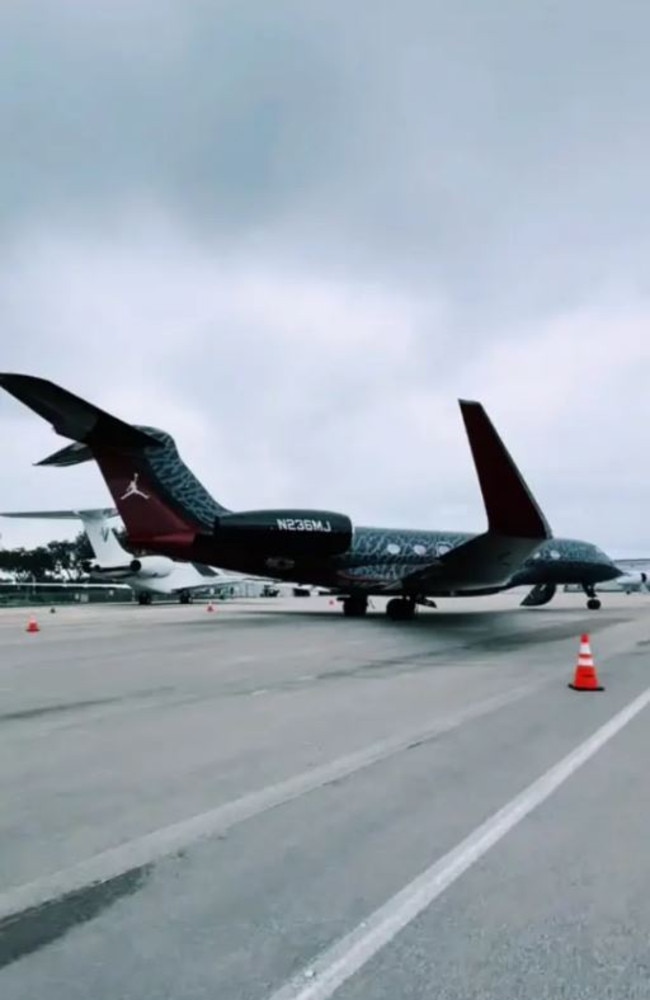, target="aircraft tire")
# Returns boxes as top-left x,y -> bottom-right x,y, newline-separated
386,598 -> 416,621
